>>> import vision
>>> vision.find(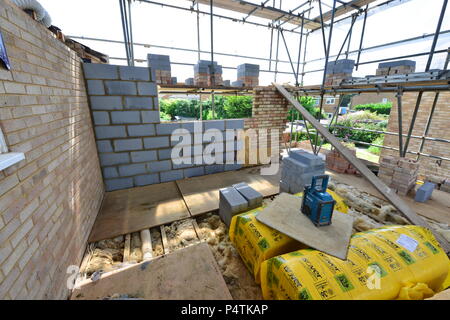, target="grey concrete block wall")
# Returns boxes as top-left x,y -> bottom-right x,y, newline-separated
84,63 -> 246,191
